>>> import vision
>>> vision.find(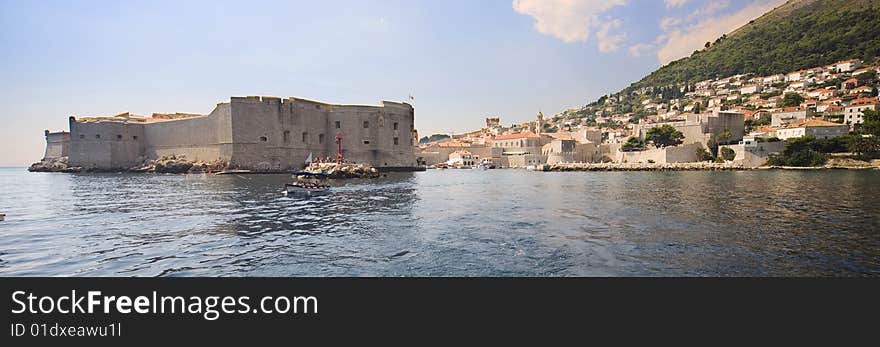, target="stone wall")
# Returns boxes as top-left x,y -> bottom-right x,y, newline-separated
617,143 -> 700,164
69,117 -> 145,169
42,130 -> 70,160
63,95 -> 418,171
228,97 -> 416,170
721,141 -> 784,168
143,103 -> 233,163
